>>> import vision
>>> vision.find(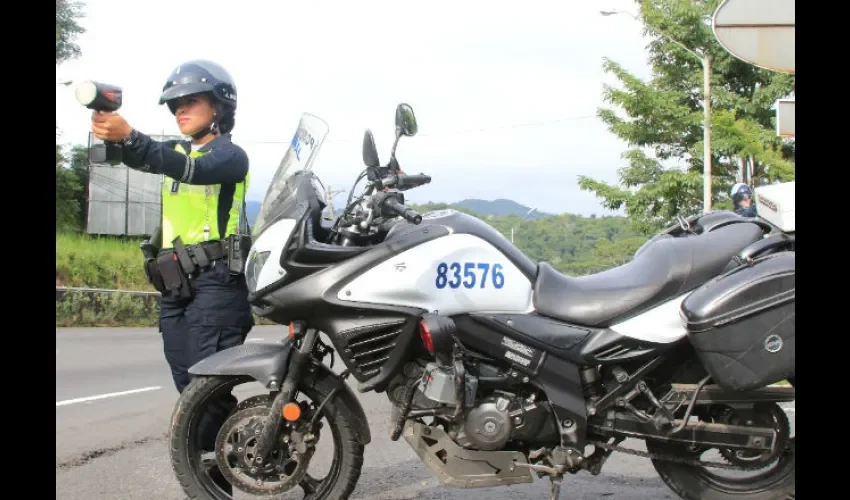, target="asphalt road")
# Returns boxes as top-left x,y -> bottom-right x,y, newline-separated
56,326 -> 794,500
